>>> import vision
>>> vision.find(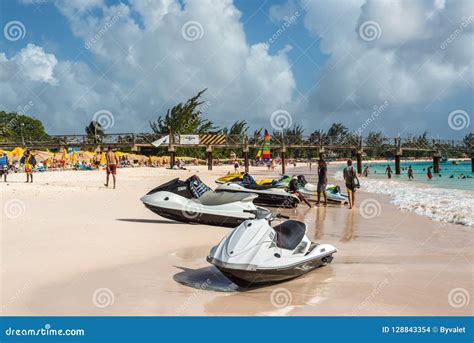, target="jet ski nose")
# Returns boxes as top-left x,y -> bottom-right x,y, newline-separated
140,194 -> 153,204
